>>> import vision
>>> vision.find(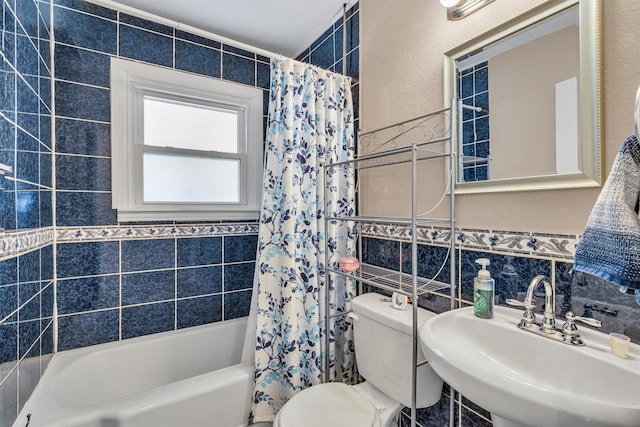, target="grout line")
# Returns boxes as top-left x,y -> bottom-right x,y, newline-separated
52,290 -> 234,319
174,235 -> 178,330
4,176 -> 53,191
221,235 -> 225,320
117,239 -> 122,340
51,115 -> 110,125
52,152 -> 111,160
51,189 -> 111,194
172,27 -> 175,70
116,10 -> 120,57
54,78 -> 110,91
